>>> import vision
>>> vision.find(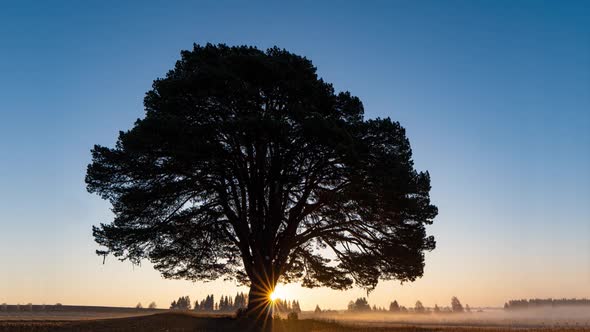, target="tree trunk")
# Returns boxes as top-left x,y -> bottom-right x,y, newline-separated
244,274 -> 277,331
246,280 -> 272,317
